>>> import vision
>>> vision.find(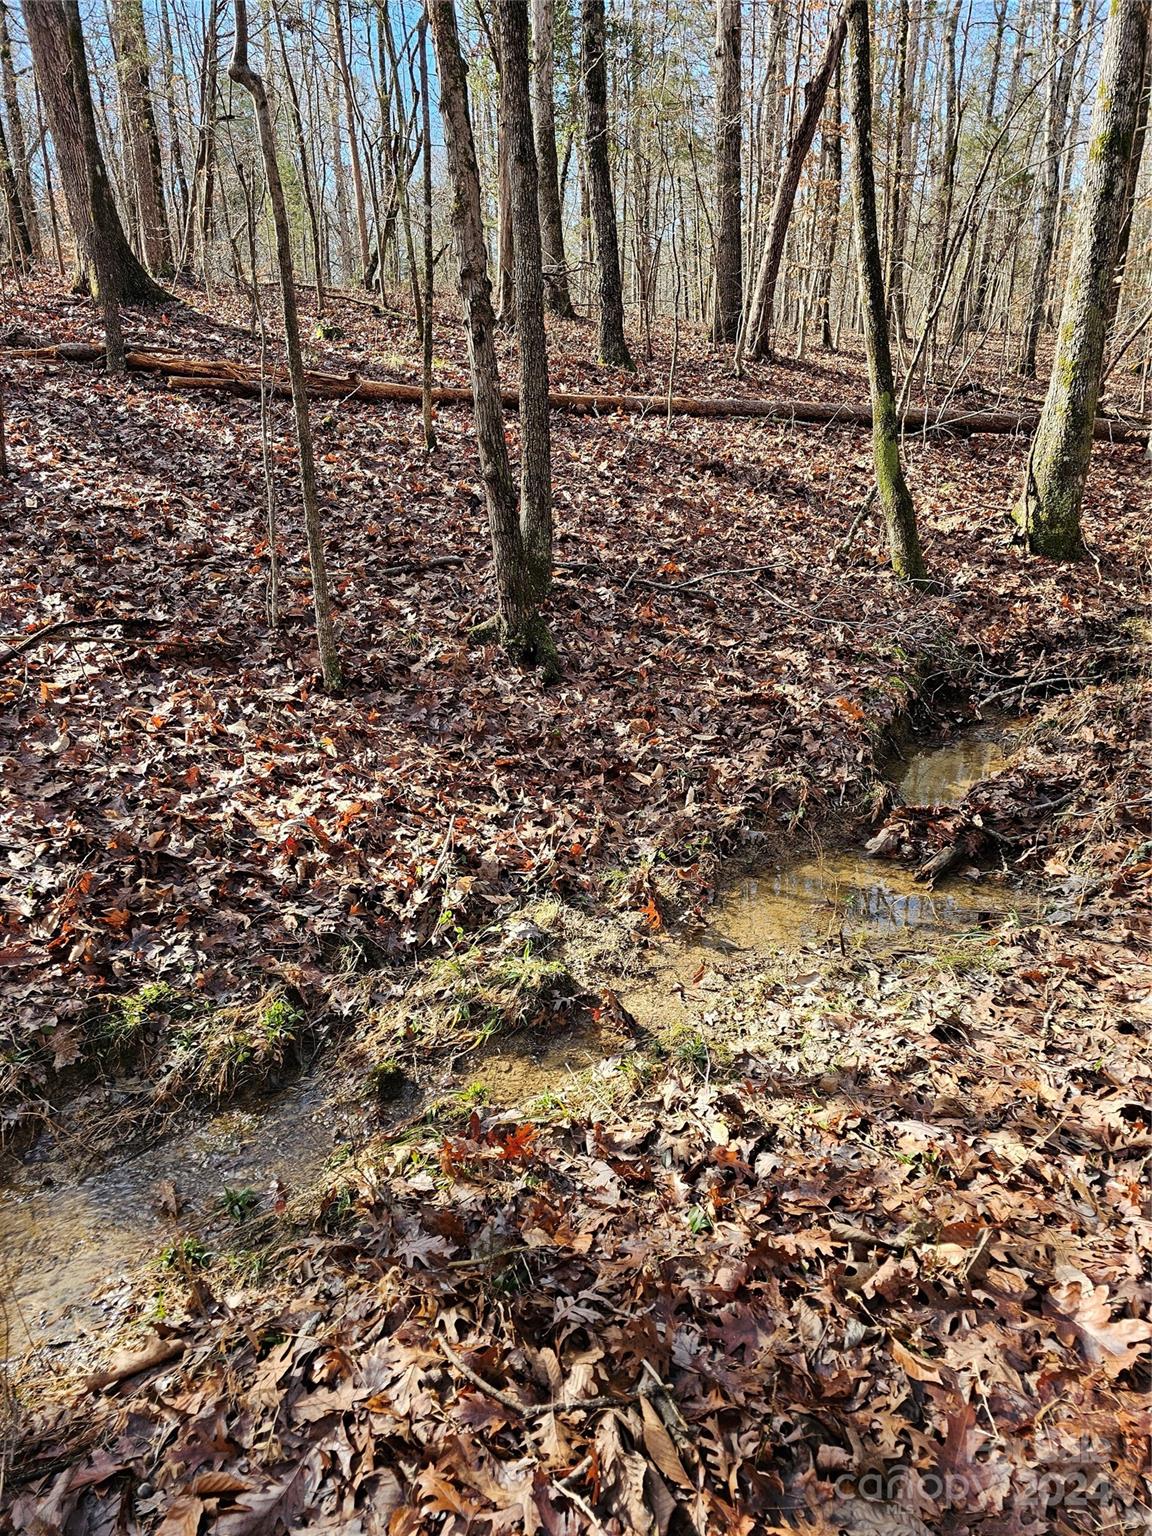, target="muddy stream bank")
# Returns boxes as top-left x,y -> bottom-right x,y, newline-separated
2,713 -> 1035,1362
